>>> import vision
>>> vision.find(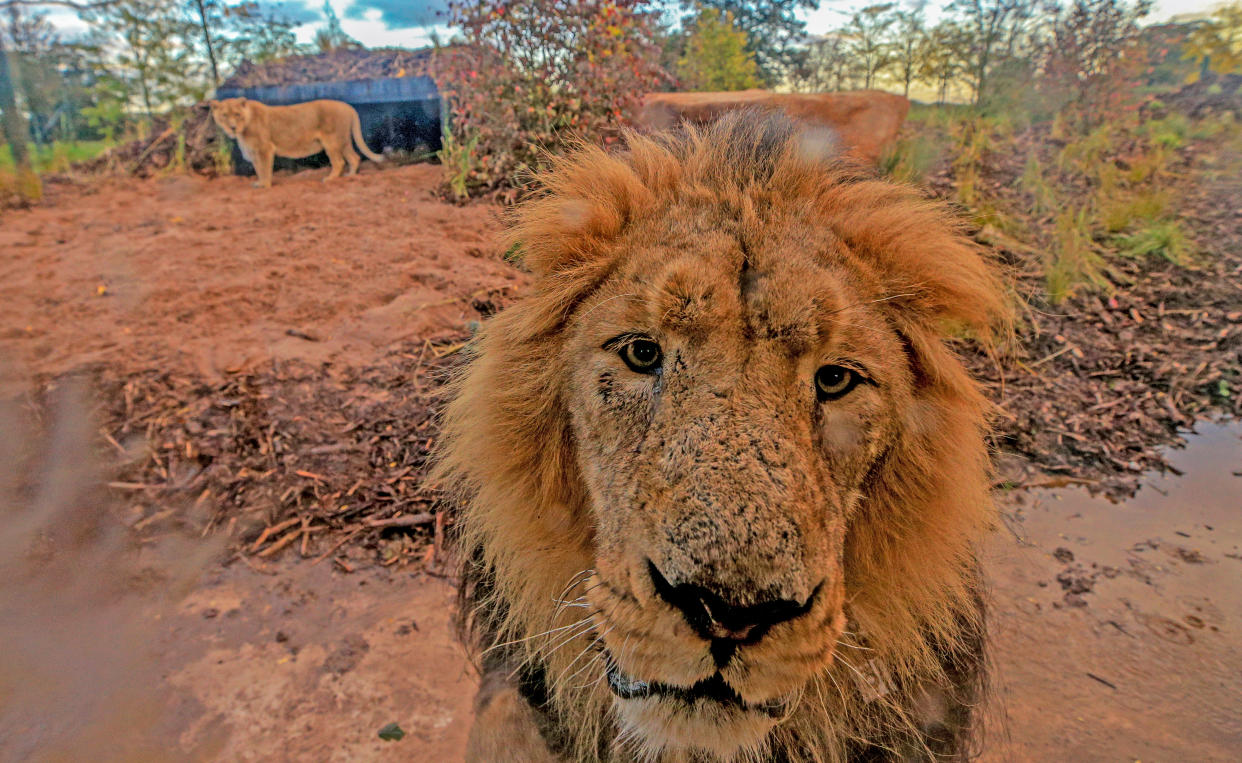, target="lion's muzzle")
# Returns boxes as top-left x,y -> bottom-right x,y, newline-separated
647,559 -> 824,664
